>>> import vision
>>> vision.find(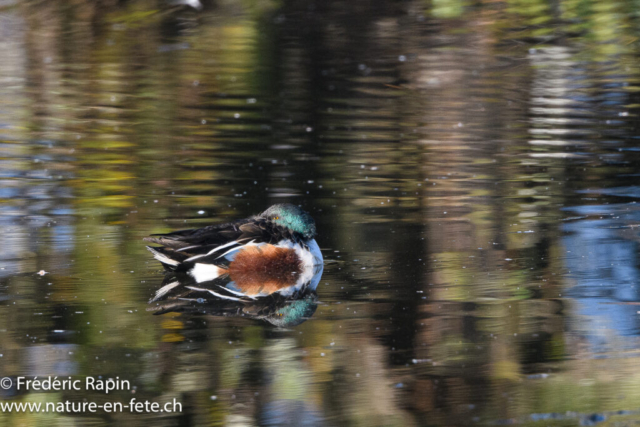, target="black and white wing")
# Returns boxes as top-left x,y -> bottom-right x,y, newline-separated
143,217 -> 286,270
